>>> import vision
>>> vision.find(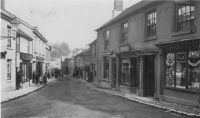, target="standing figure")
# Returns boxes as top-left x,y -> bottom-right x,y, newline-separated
16,69 -> 22,89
